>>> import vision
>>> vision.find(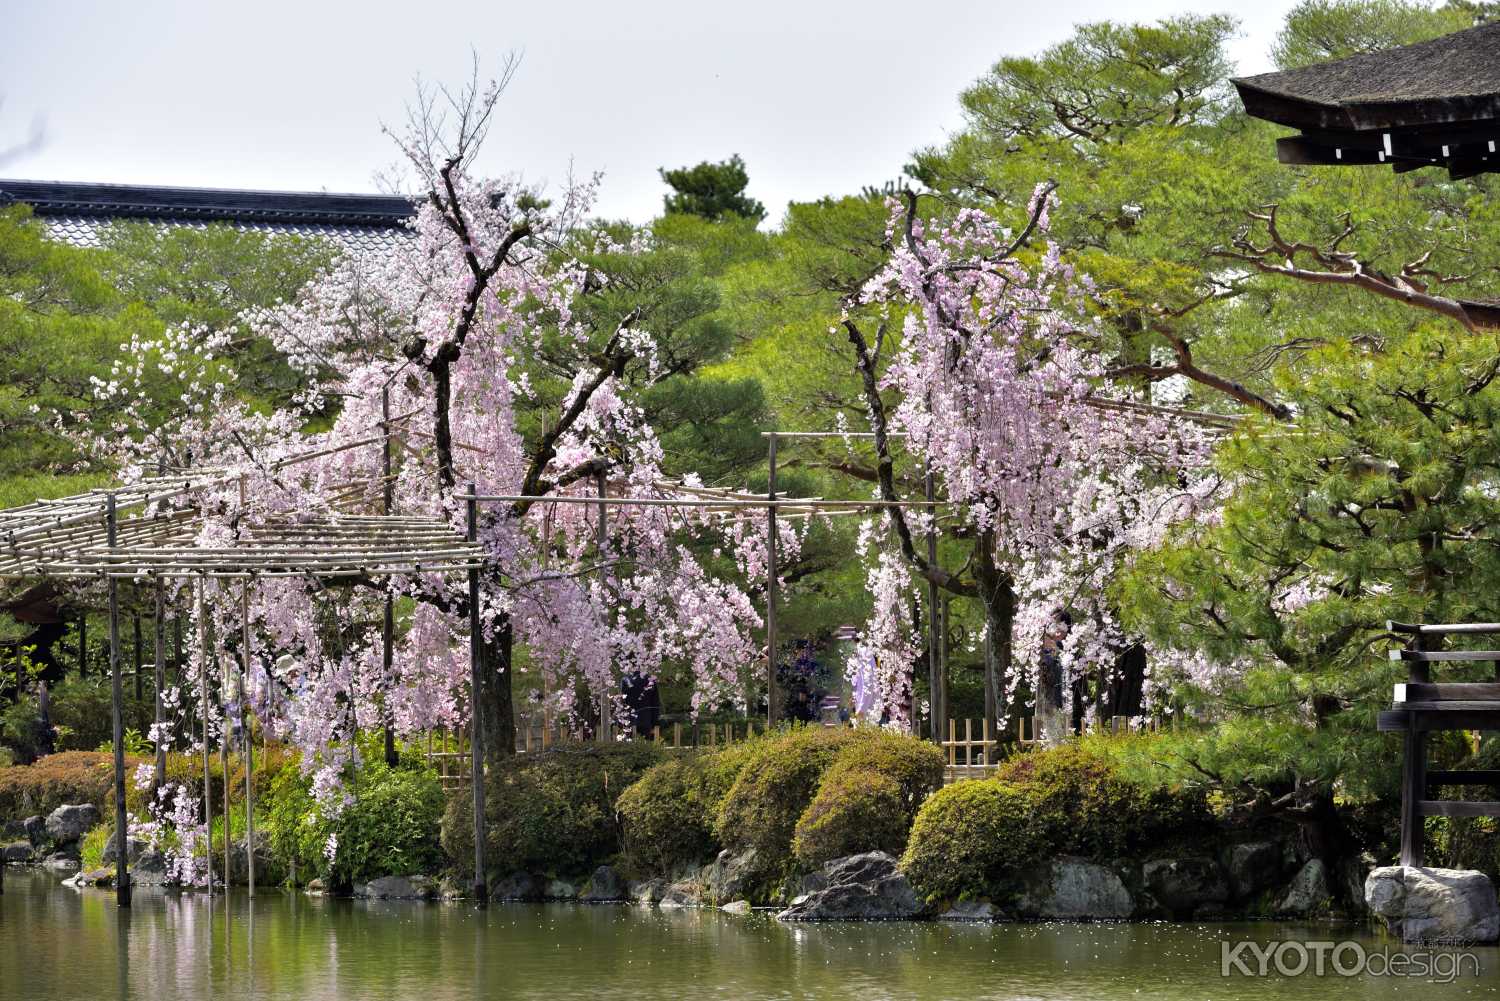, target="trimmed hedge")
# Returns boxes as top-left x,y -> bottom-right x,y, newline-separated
900,780 -> 1040,902
791,729 -> 944,868
0,751 -> 134,819
713,726 -> 855,859
901,742 -> 1212,903
444,742 -> 668,880
616,725 -> 945,878
791,768 -> 907,867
